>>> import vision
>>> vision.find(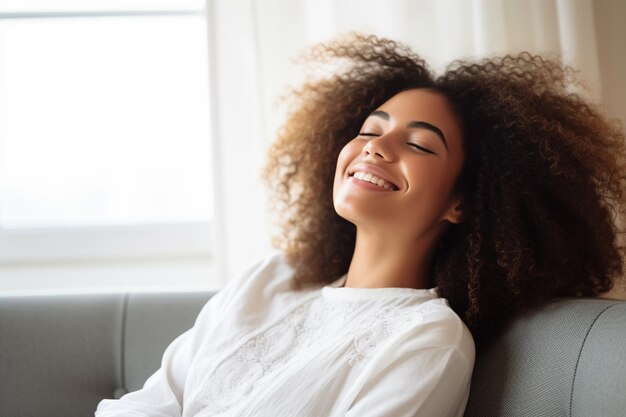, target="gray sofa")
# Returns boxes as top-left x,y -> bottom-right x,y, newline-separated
1,292 -> 624,417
